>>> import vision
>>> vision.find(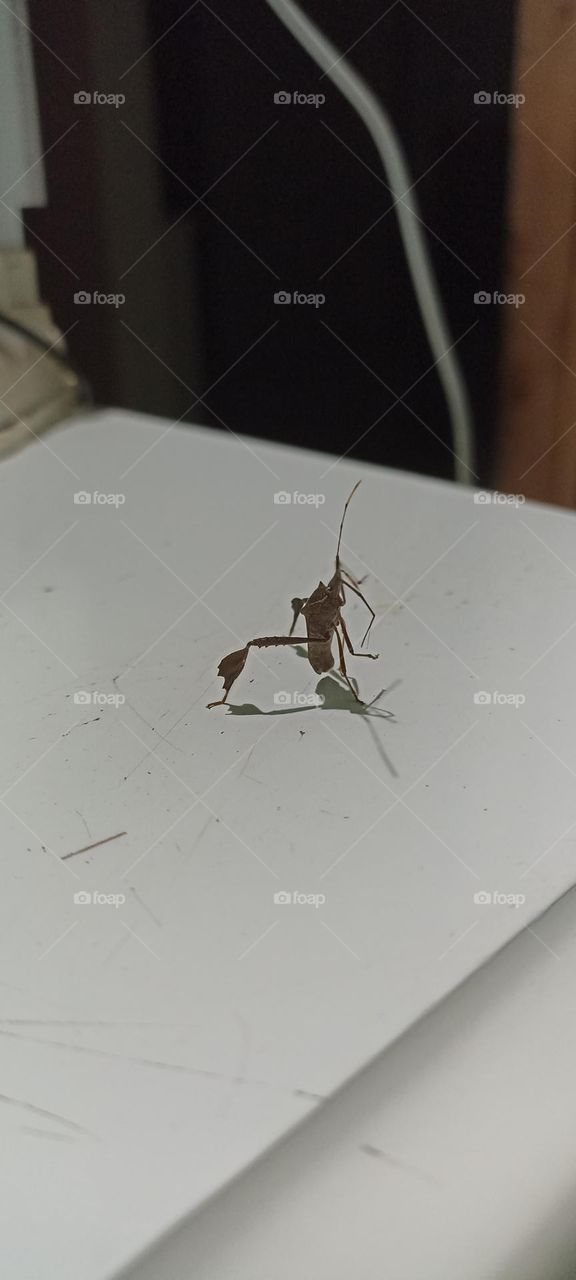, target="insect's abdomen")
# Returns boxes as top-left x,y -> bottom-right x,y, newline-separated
306,629 -> 334,673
